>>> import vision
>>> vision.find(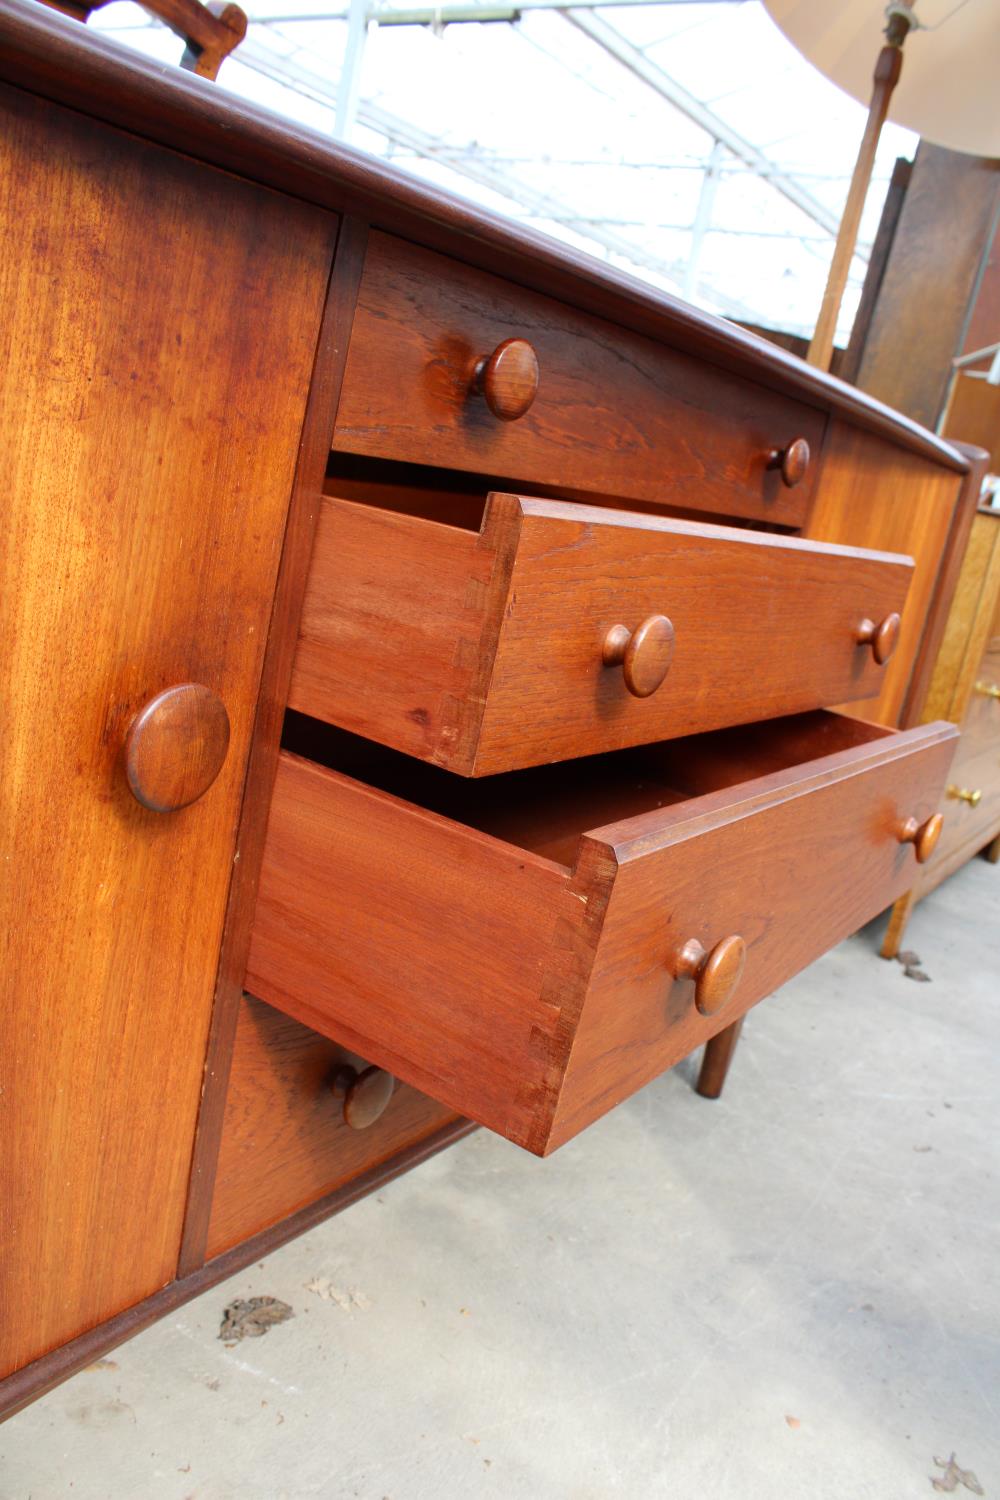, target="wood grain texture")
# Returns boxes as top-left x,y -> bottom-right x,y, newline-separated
804,421 -> 966,728
124,683 -> 230,812
695,1016 -> 744,1100
475,337 -> 540,421
246,749 -> 583,1154
247,713 -> 957,1155
0,87 -> 335,1377
854,142 -> 1000,430
0,1115 -> 474,1424
840,155 -> 912,387
291,490 -> 913,775
334,232 -> 828,526
882,511 -> 1000,954
206,996 -> 459,1258
923,512 -> 1000,726
941,376 -> 1000,471
896,446 -> 988,730
546,718 -> 958,1149
0,3 -> 972,477
176,218 -> 369,1278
